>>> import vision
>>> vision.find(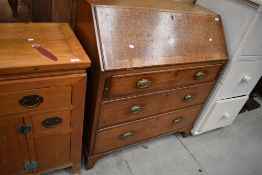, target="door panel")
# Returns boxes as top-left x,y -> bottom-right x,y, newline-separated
32,133 -> 71,172
0,118 -> 30,175
26,111 -> 72,173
